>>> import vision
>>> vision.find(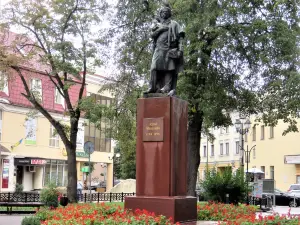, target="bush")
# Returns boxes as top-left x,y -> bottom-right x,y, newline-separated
201,167 -> 249,204
15,183 -> 23,193
21,216 -> 41,225
40,183 -> 59,208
